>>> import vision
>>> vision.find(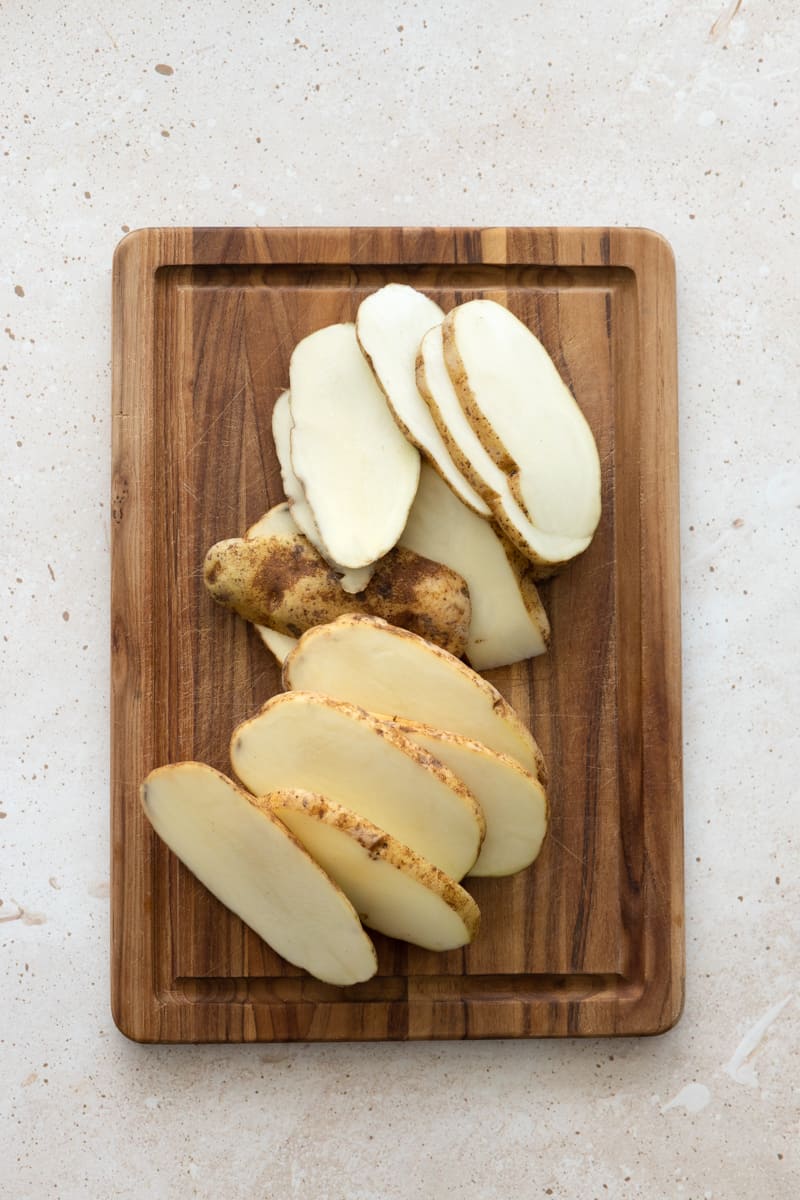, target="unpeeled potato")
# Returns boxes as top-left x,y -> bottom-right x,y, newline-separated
203,532 -> 472,657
